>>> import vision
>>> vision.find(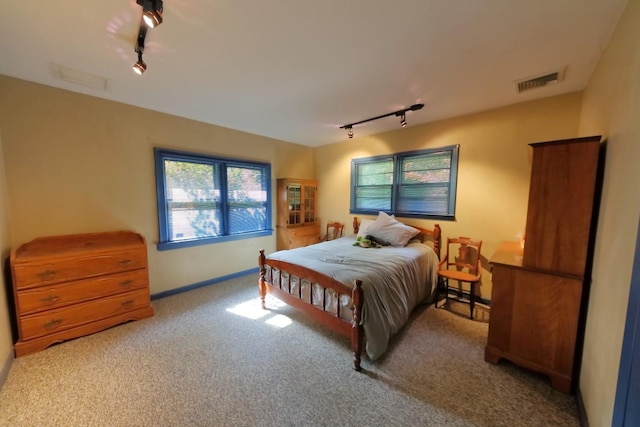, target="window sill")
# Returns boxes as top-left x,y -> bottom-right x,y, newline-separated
157,229 -> 273,251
